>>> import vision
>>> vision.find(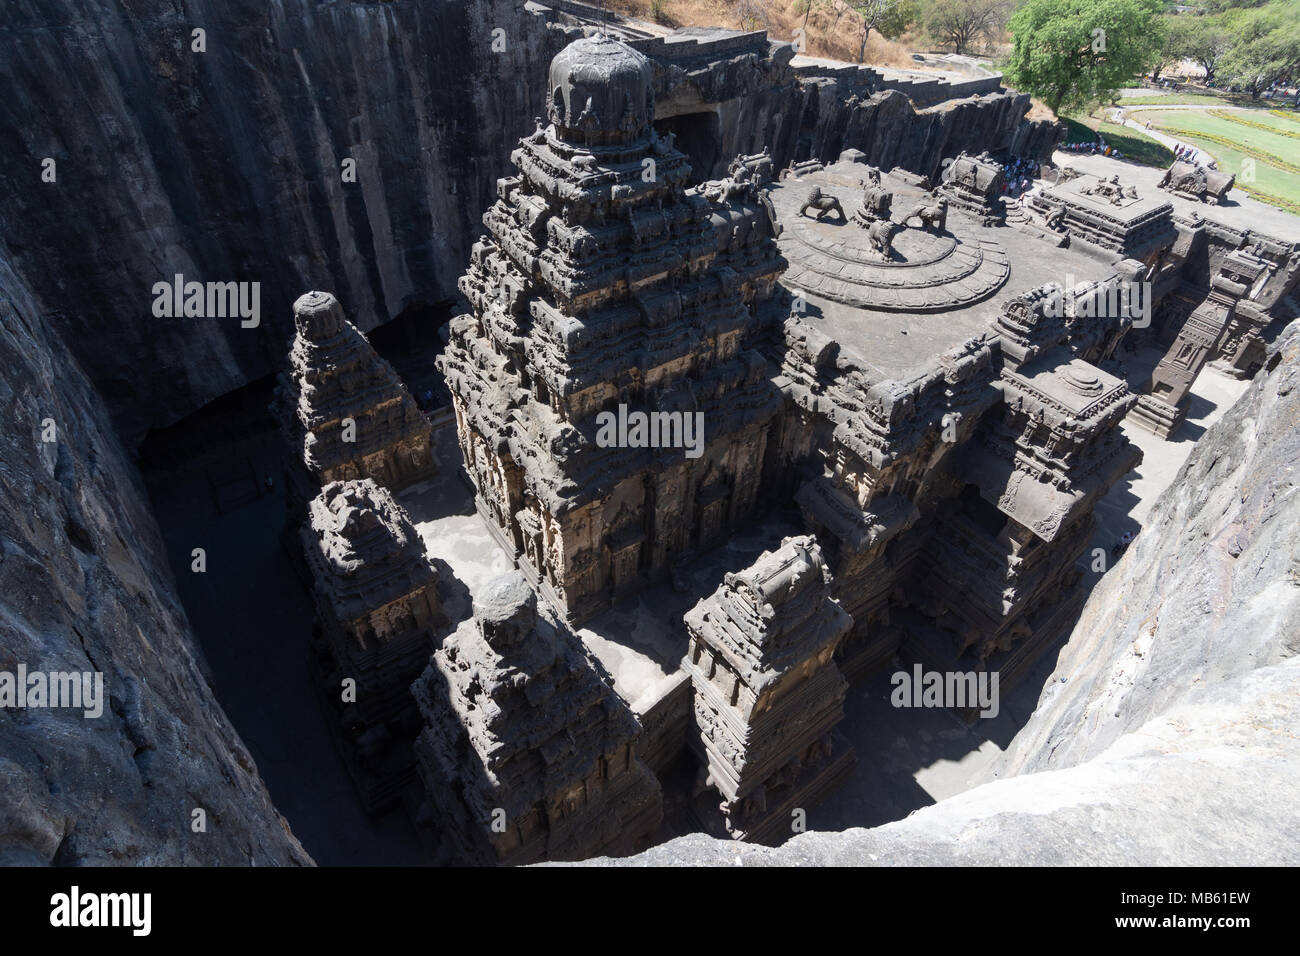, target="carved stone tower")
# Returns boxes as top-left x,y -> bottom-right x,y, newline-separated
279,290 -> 436,514
411,571 -> 663,864
438,35 -> 786,623
682,535 -> 855,842
302,478 -> 442,812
